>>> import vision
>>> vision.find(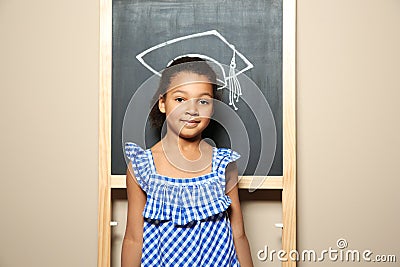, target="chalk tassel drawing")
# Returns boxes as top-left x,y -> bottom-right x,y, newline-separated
136,30 -> 254,110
